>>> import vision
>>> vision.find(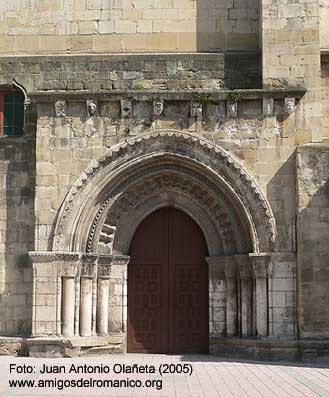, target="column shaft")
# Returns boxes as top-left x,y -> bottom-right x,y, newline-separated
240,277 -> 253,337
97,278 -> 110,336
80,277 -> 93,337
226,277 -> 238,336
255,277 -> 268,337
62,277 -> 75,337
